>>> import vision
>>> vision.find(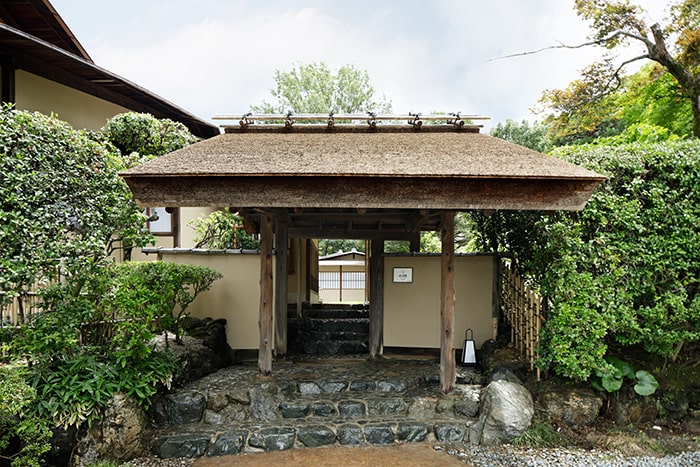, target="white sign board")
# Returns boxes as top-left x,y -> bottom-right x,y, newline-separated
392,267 -> 413,283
